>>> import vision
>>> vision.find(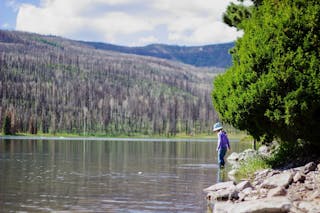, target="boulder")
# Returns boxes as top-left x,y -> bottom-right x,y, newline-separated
204,181 -> 235,192
258,145 -> 270,156
309,190 -> 320,200
267,186 -> 287,197
304,183 -> 314,190
205,181 -> 238,201
206,186 -> 239,201
214,197 -> 292,213
238,149 -> 257,161
254,169 -> 272,180
227,152 -> 240,162
236,180 -> 252,191
296,200 -> 320,213
238,187 -> 253,201
261,172 -> 293,189
293,172 -> 306,183
303,162 -> 317,174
